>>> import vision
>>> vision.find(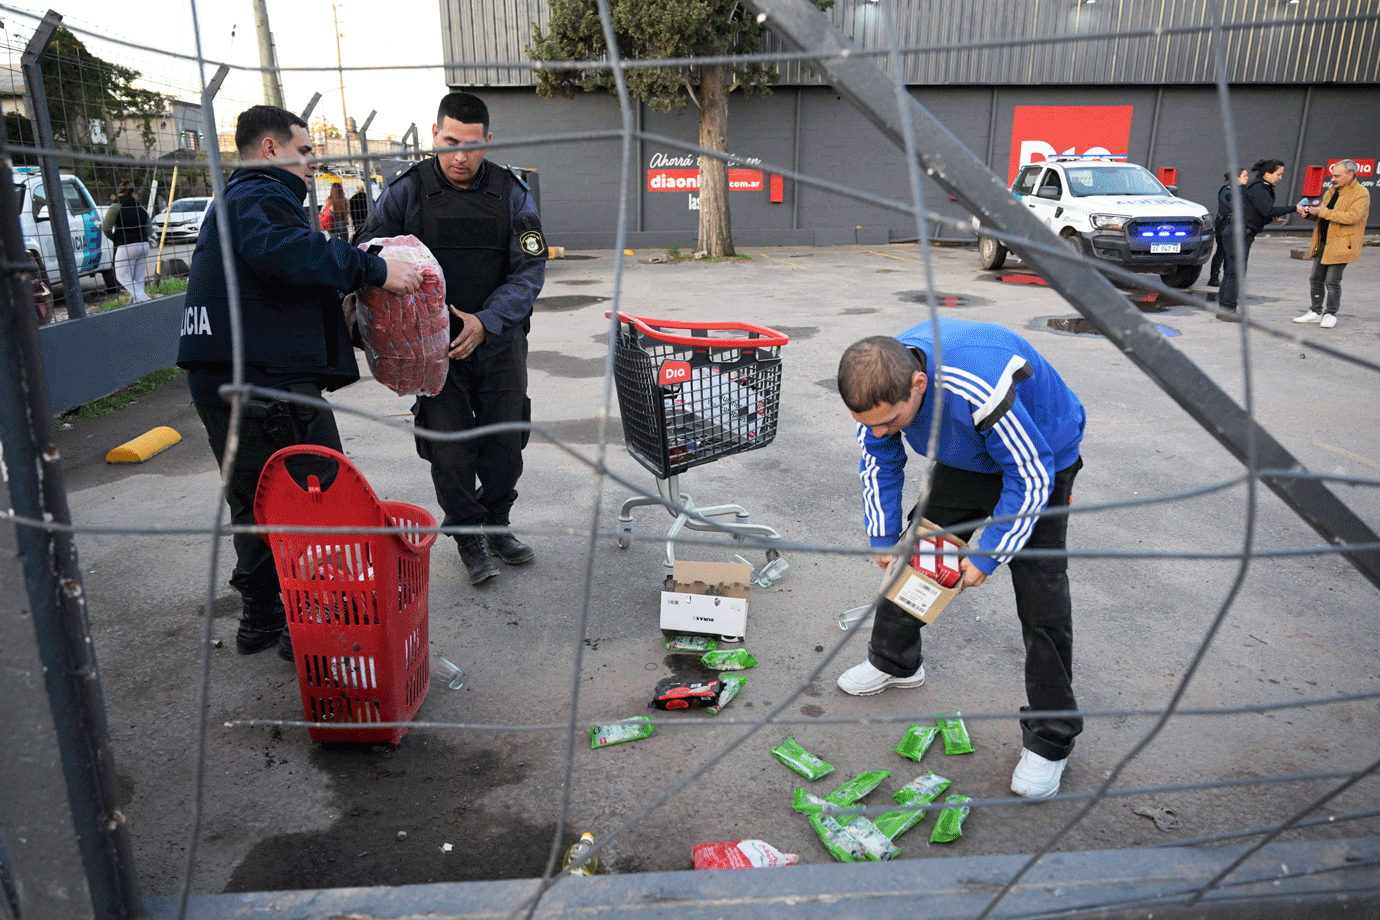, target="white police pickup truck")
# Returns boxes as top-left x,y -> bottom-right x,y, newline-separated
977,157 -> 1213,288
12,166 -> 116,296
